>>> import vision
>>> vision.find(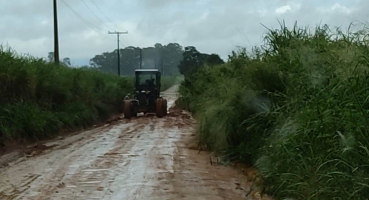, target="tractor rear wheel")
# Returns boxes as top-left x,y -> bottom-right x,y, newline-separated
124,100 -> 131,119
156,98 -> 164,118
163,99 -> 168,116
